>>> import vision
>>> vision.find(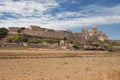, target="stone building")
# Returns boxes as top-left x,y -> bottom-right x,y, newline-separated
79,25 -> 108,41
91,25 -> 97,33
29,25 -> 41,31
20,25 -> 71,39
8,27 -> 19,34
8,27 -> 25,34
